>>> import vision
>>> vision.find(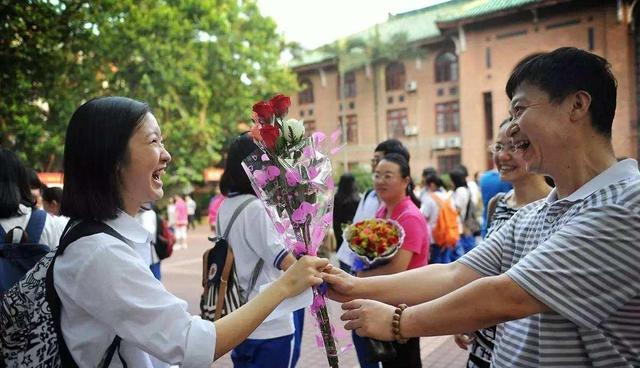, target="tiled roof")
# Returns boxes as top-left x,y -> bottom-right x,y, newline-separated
290,0 -> 545,69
